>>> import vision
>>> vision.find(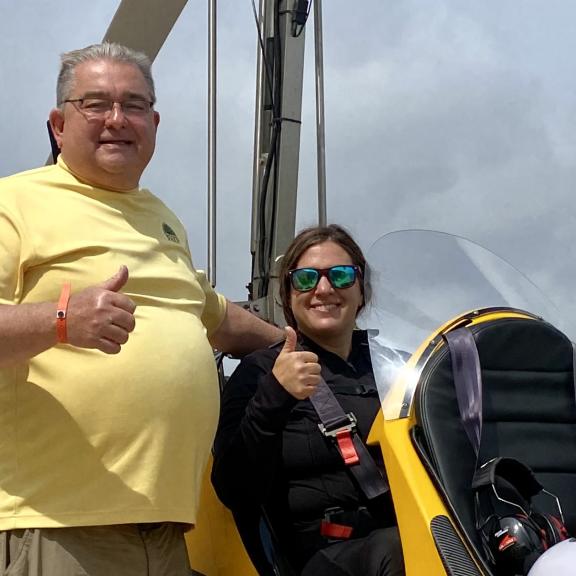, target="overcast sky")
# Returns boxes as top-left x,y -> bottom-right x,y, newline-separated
2,0 -> 576,339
